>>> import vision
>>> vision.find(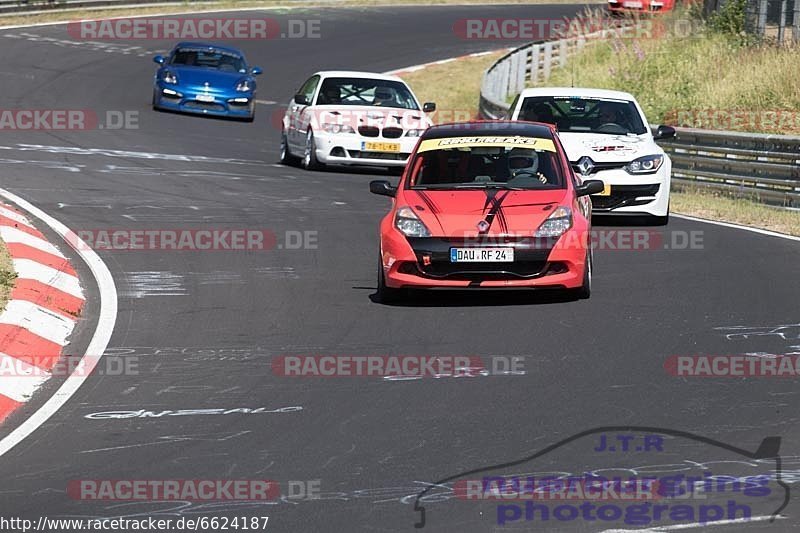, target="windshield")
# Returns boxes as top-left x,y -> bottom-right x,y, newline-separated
169,48 -> 247,73
316,77 -> 419,110
407,135 -> 565,190
519,96 -> 648,135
